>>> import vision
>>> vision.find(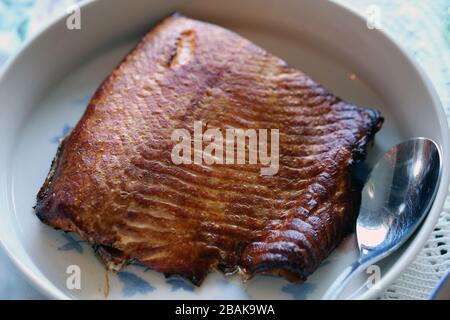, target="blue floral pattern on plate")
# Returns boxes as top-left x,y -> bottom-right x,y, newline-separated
51,123 -> 72,144
58,233 -> 85,254
281,283 -> 317,300
165,277 -> 195,292
117,271 -> 155,297
71,94 -> 92,106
